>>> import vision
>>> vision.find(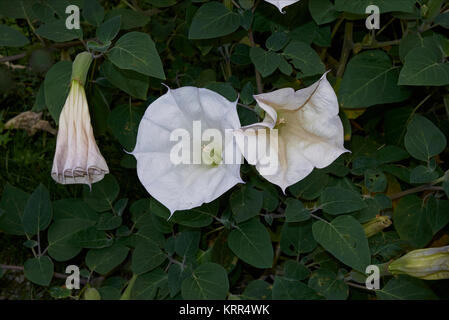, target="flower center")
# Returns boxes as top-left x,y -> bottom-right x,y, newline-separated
202,142 -> 222,166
